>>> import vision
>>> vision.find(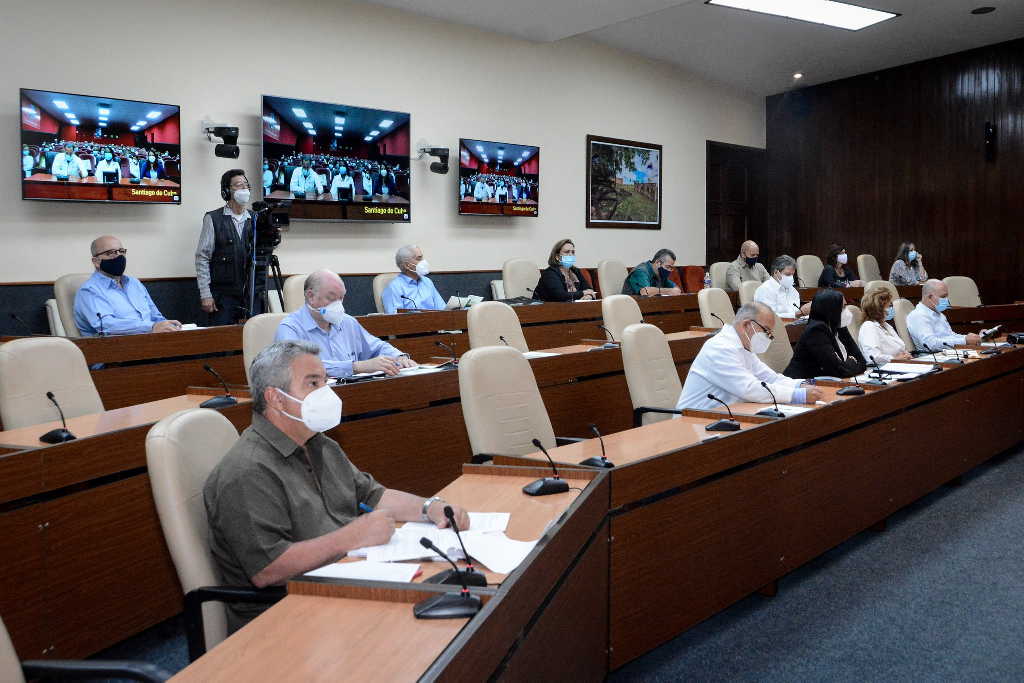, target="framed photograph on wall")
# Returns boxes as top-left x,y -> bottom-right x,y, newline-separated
586,135 -> 662,230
